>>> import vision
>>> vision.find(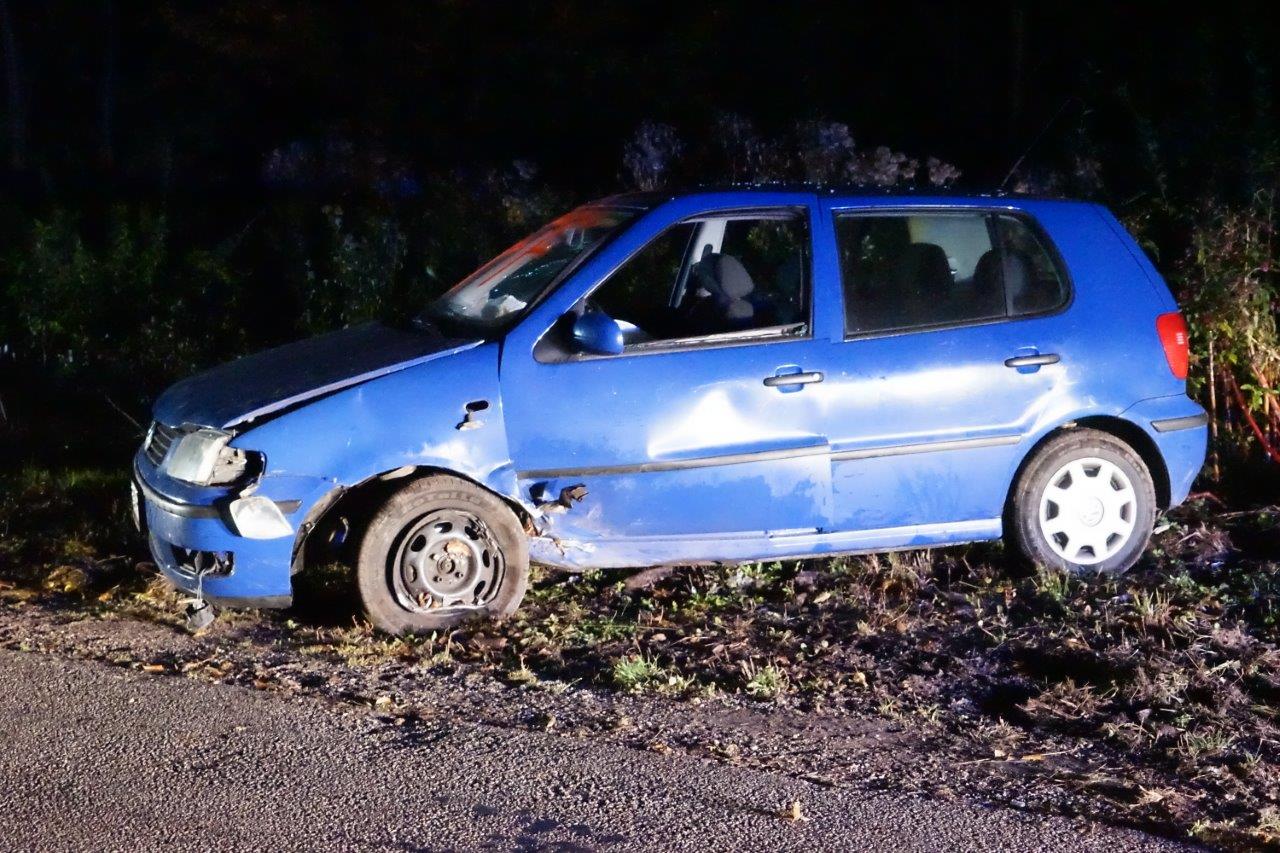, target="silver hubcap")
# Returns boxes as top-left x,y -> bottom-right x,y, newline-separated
391,509 -> 504,612
1038,457 -> 1137,565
